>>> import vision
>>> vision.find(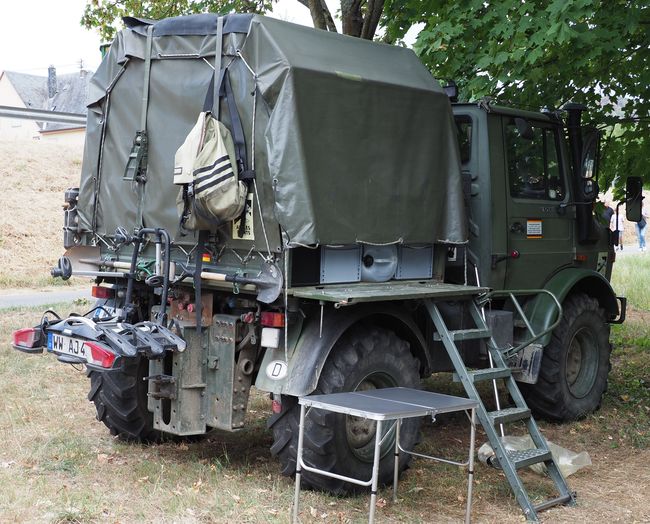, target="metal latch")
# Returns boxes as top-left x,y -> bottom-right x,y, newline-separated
123,130 -> 148,182
144,374 -> 176,400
